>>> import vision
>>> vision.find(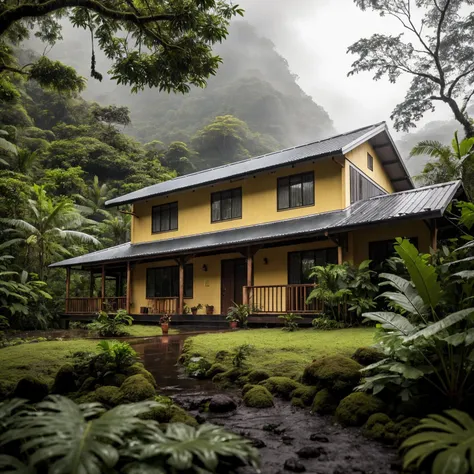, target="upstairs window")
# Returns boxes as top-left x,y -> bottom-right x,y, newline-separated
211,188 -> 242,222
278,171 -> 314,210
350,167 -> 385,204
367,153 -> 374,171
146,264 -> 193,298
152,202 -> 178,233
